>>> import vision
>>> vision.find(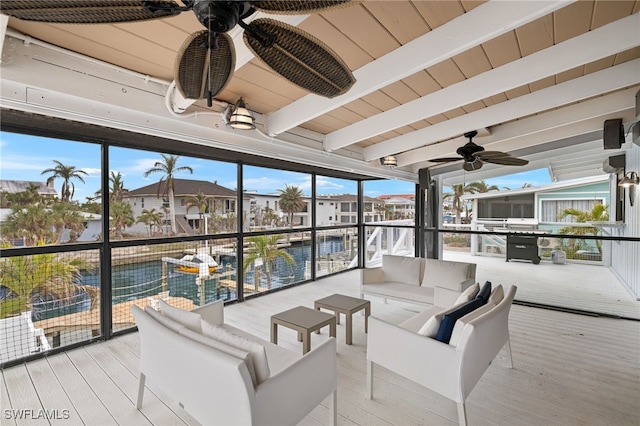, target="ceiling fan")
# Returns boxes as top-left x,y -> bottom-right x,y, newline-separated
429,131 -> 529,172
0,0 -> 357,106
